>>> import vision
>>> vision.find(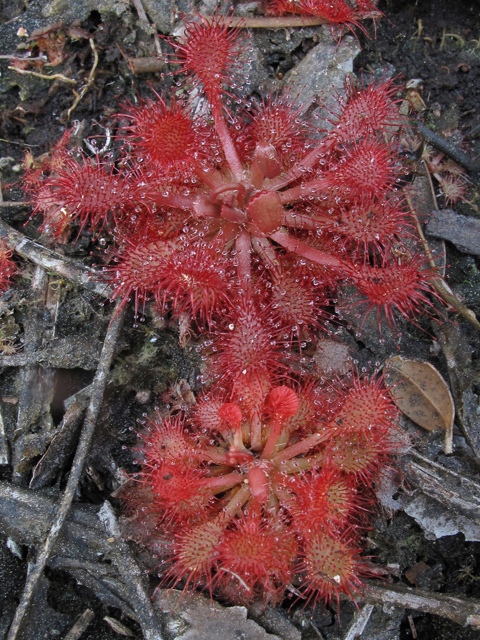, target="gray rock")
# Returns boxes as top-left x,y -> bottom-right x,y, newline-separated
141,0 -> 191,34
42,0 -> 129,24
405,492 -> 480,542
425,209 -> 480,256
284,26 -> 360,108
249,602 -> 301,640
154,590 -> 281,640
